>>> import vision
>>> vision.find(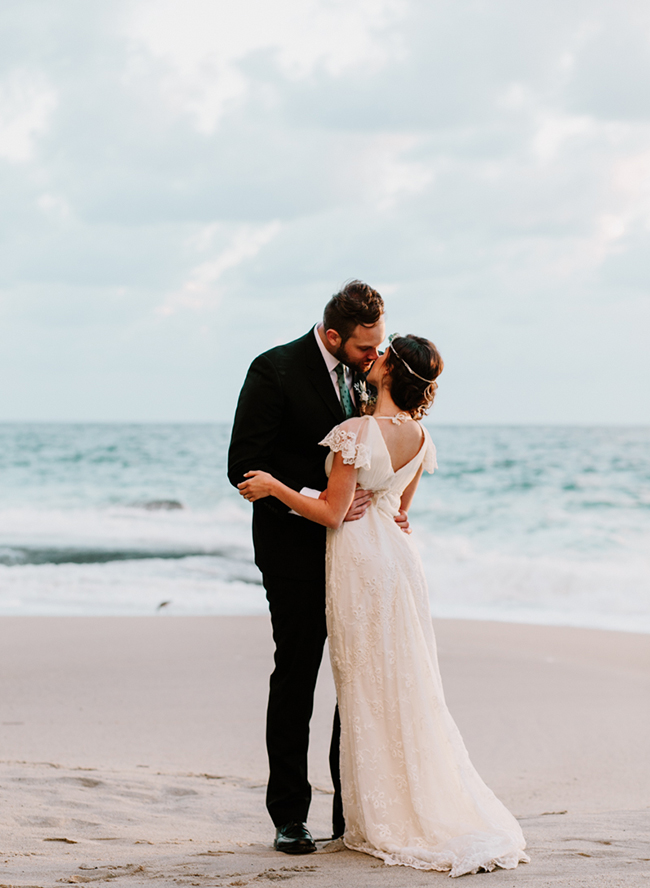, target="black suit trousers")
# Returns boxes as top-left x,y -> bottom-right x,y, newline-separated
263,571 -> 343,834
